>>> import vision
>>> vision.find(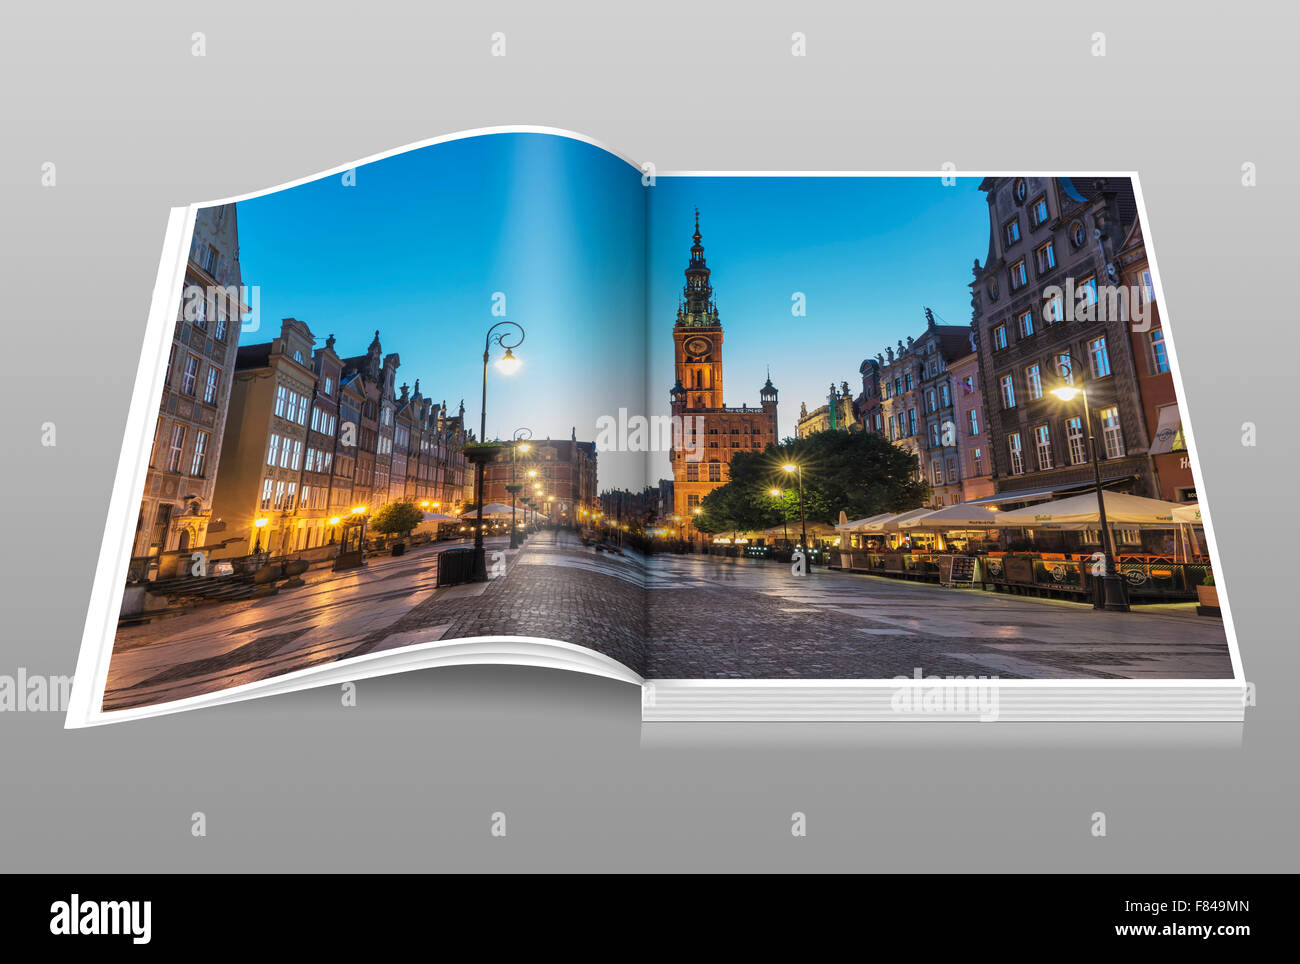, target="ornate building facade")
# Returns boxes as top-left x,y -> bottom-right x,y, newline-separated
481,433 -> 598,527
795,382 -> 856,438
969,177 -> 1154,501
134,204 -> 247,573
666,213 -> 779,535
